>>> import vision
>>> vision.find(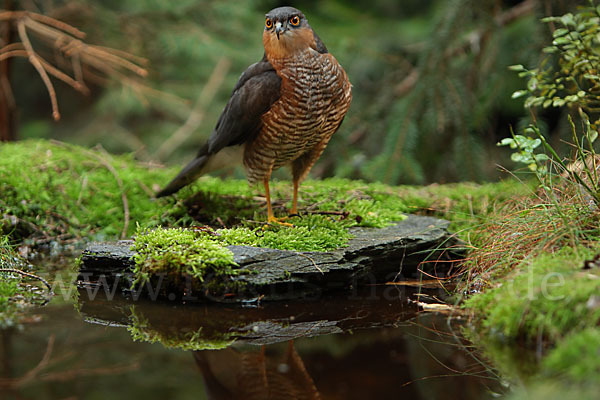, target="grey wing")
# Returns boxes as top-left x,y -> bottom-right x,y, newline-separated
155,58 -> 281,197
207,57 -> 281,153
